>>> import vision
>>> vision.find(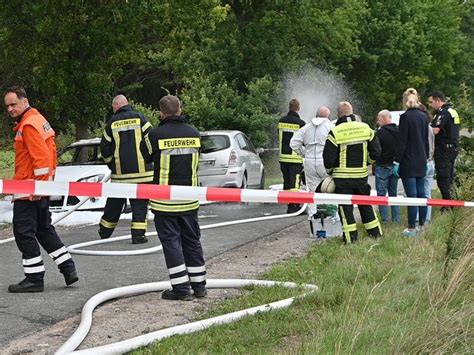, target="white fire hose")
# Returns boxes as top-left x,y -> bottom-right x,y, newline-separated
55,279 -> 318,355
56,203 -> 309,354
